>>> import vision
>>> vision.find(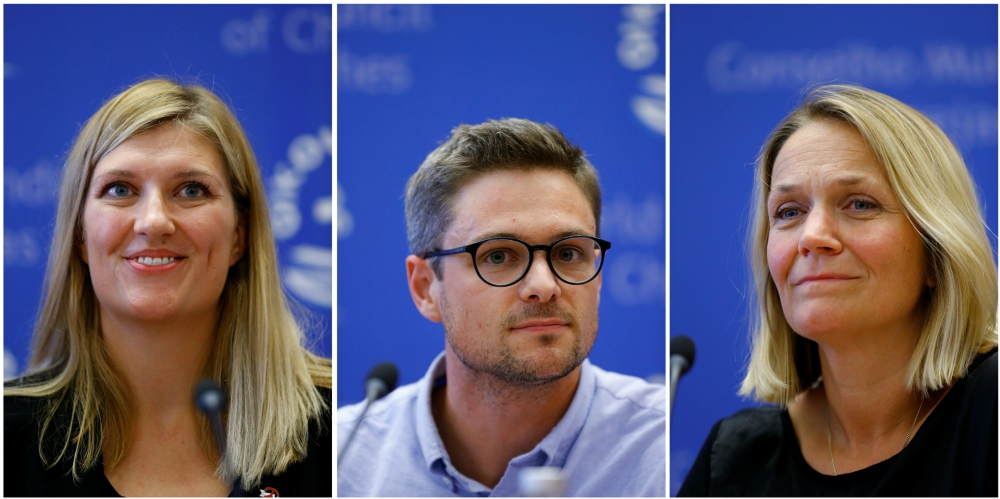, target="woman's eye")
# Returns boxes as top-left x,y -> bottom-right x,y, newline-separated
851,199 -> 875,210
105,183 -> 132,197
180,183 -> 207,198
775,207 -> 800,220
